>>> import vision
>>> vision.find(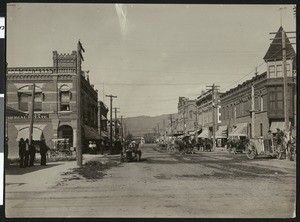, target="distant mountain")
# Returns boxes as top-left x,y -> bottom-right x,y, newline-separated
122,114 -> 175,137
